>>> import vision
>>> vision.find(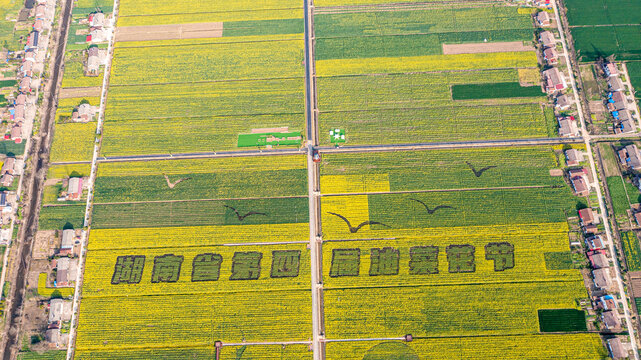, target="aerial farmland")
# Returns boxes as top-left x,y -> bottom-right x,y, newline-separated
2,0 -> 641,359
